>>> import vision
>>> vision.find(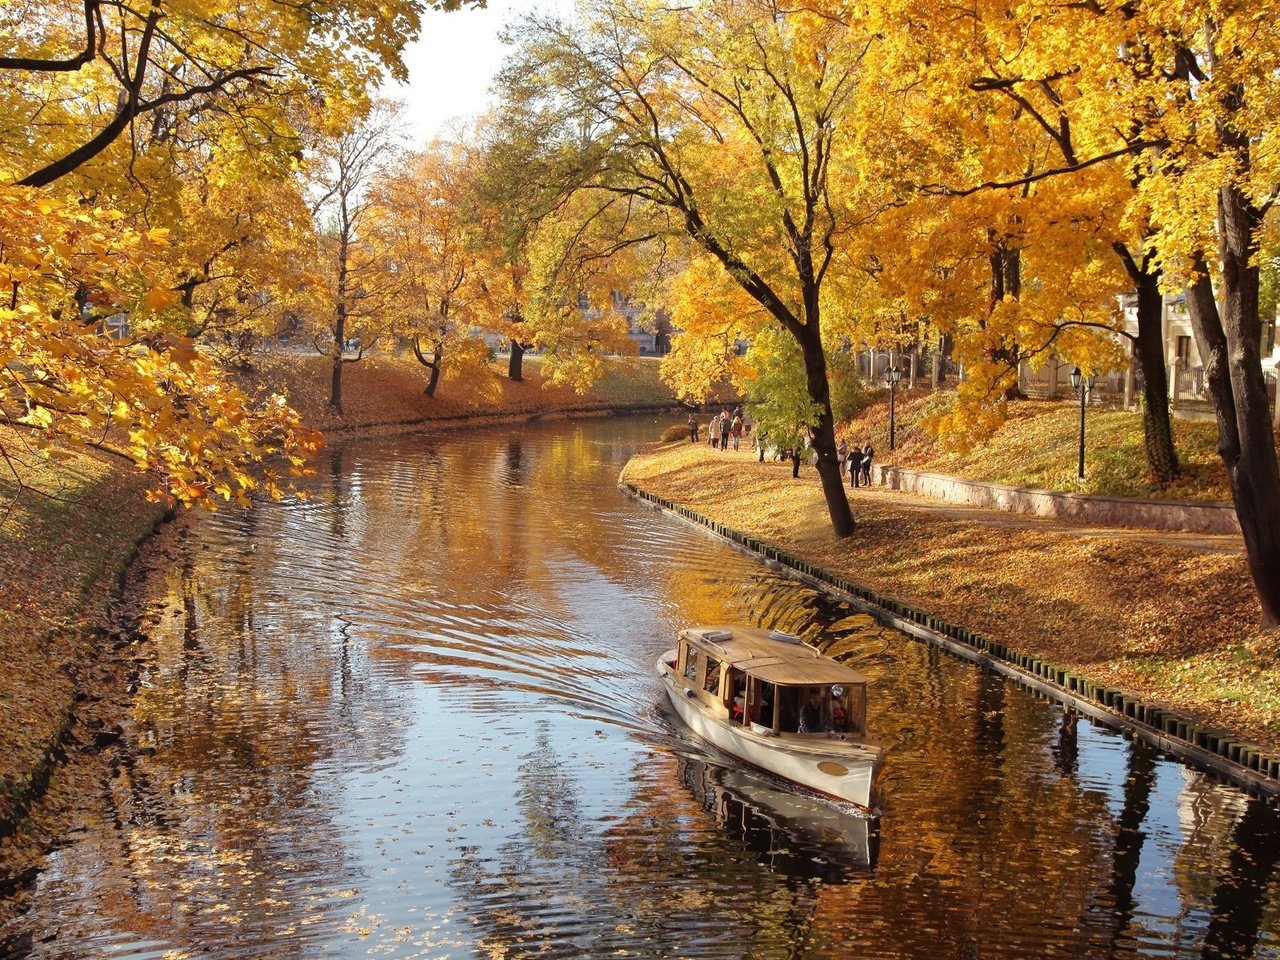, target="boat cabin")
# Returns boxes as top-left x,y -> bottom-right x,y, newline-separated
672,626 -> 869,738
